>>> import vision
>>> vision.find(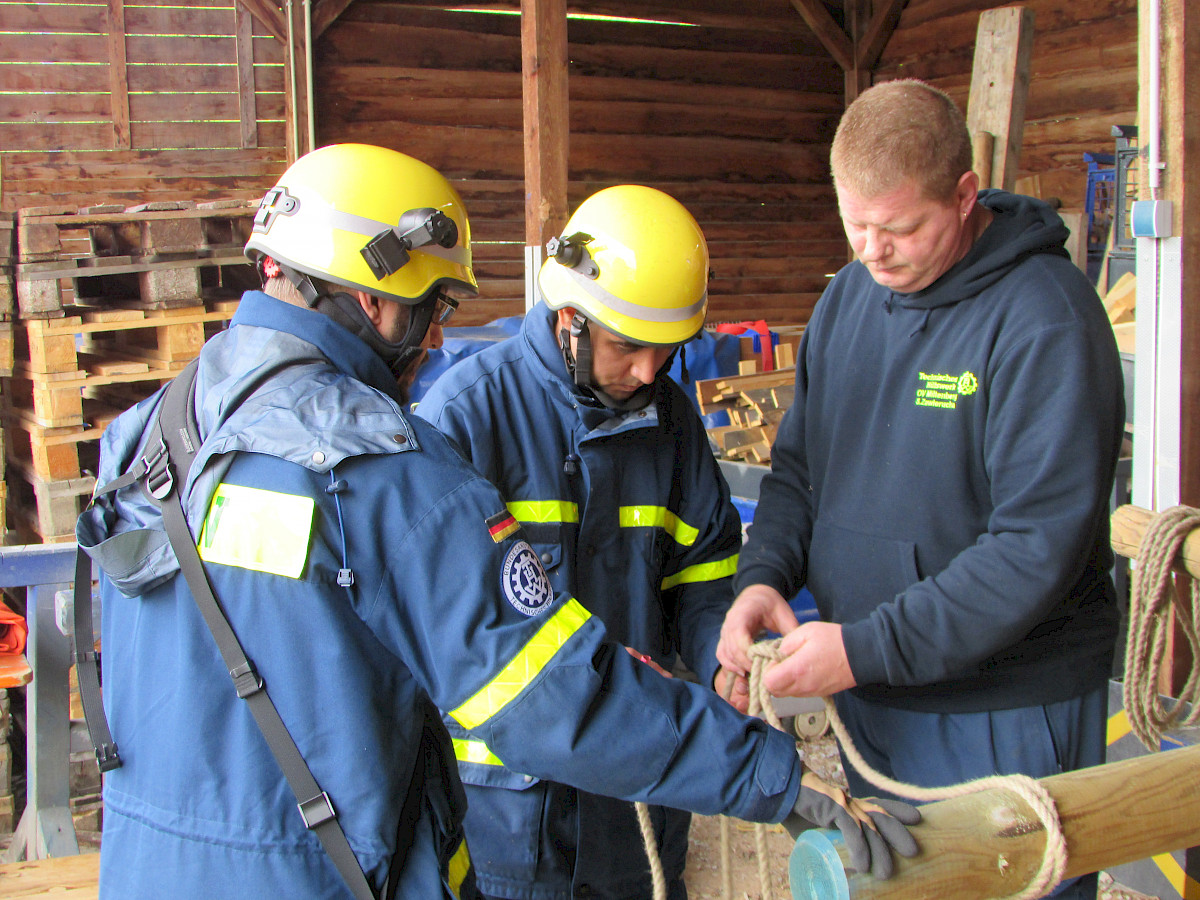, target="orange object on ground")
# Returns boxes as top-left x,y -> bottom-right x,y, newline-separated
0,601 -> 31,687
